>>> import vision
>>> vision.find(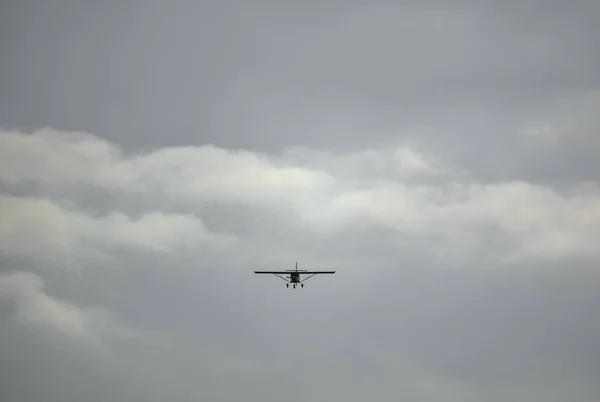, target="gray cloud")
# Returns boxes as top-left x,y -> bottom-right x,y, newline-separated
2,1 -> 600,401
1,127 -> 600,401
2,1 -> 599,153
